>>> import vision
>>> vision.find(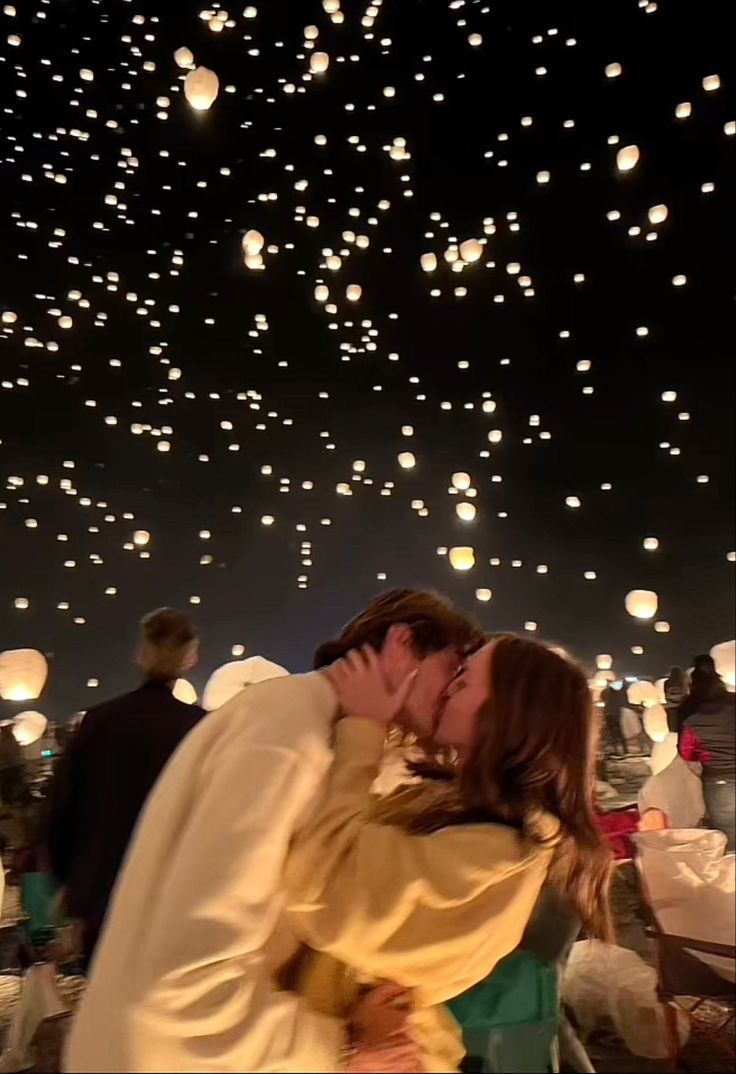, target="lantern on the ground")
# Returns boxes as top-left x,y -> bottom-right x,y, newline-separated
643,704 -> 669,742
0,649 -> 48,702
710,640 -> 735,689
11,710 -> 47,747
